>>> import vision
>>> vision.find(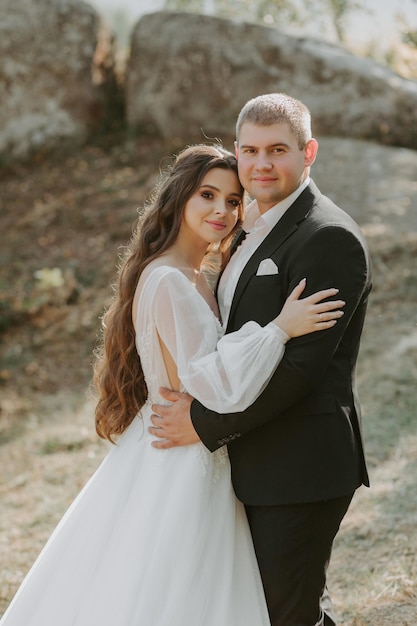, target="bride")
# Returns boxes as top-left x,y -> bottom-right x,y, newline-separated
0,144 -> 343,625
